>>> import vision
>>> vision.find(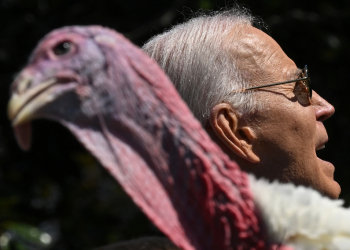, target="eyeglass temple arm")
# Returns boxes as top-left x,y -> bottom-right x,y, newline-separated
229,76 -> 310,94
